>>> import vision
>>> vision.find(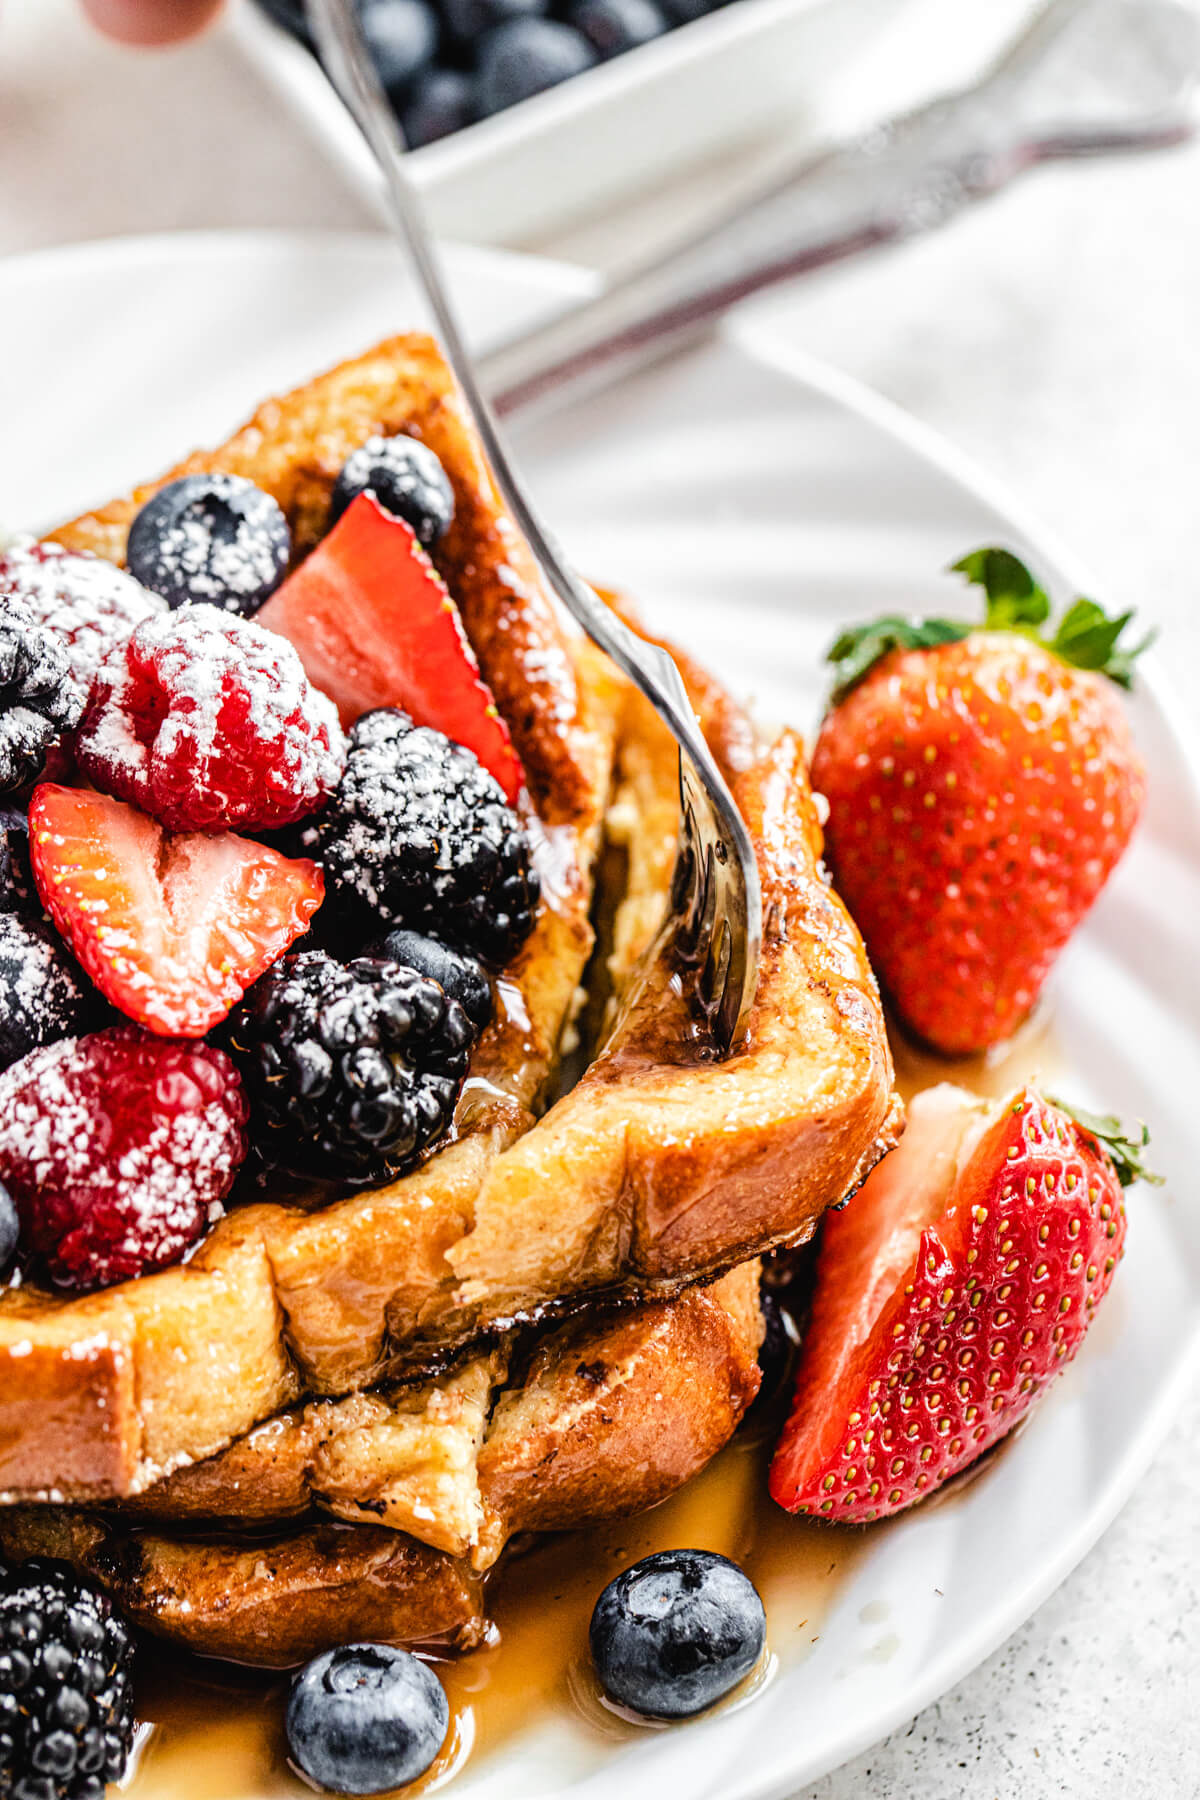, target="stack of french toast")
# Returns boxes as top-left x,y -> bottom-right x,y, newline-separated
0,335 -> 901,1670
